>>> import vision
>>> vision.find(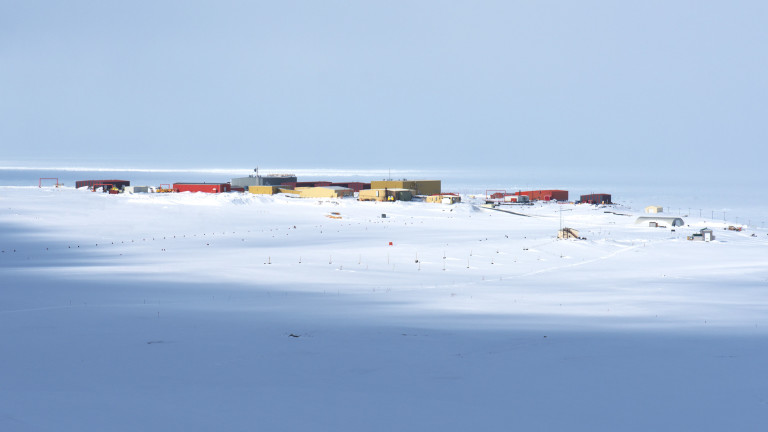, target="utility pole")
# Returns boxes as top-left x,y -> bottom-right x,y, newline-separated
559,207 -> 573,239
